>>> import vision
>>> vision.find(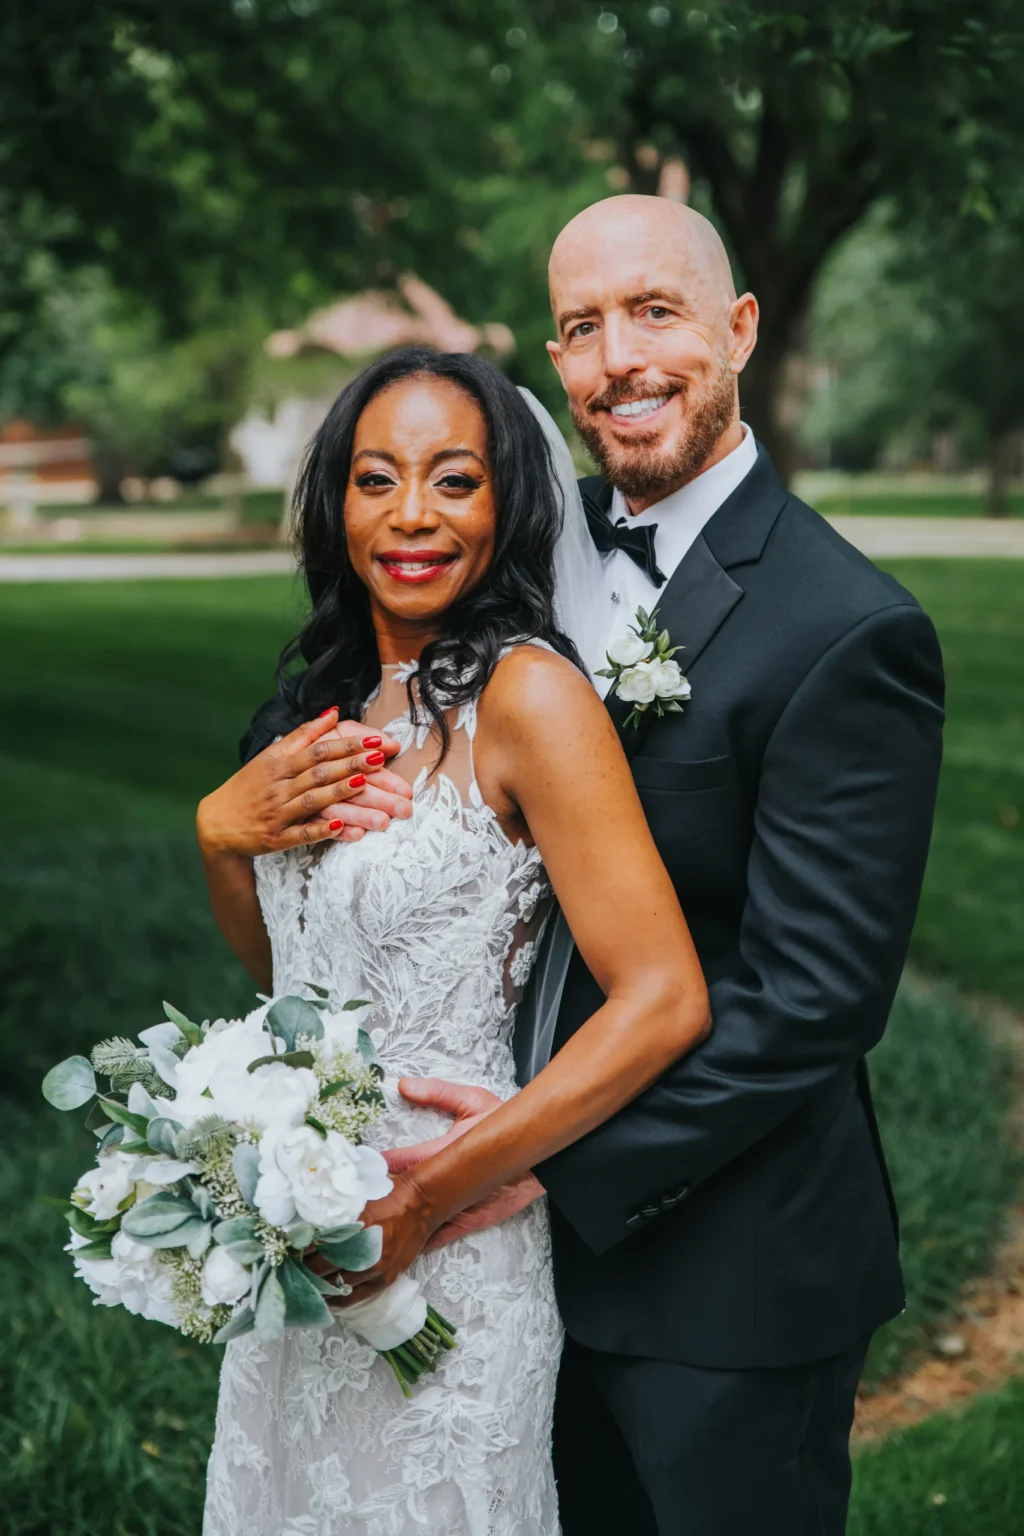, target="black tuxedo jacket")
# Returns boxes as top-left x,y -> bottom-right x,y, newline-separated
524,448 -> 944,1370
